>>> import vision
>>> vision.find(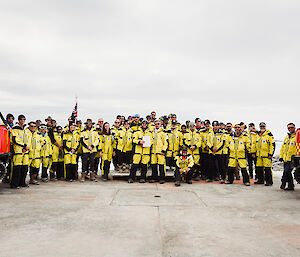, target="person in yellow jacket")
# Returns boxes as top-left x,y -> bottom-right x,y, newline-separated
48,124 -> 64,180
174,147 -> 194,186
199,120 -> 212,180
10,115 -> 32,189
63,123 -> 80,182
182,122 -> 202,181
247,123 -> 258,179
130,114 -> 141,132
207,121 -> 226,183
111,119 -> 122,171
99,122 -> 115,181
94,121 -> 103,175
150,120 -> 168,183
165,121 -> 182,171
80,119 -> 99,182
279,123 -> 297,190
128,120 -> 153,183
227,124 -> 251,186
39,125 -> 53,182
28,121 -> 42,185
252,122 -> 275,186
115,120 -> 133,173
